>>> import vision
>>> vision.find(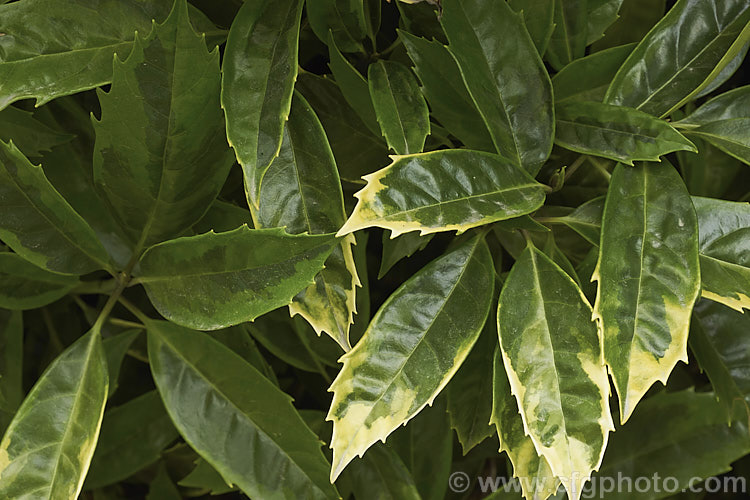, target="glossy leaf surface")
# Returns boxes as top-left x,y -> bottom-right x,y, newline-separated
508,0 -> 555,54
147,320 -> 338,500
692,196 -> 750,311
0,310 -> 22,434
441,0 -> 554,174
605,0 -> 750,117
328,235 -> 494,480
0,253 -> 78,310
545,0 -> 589,70
552,43 -> 635,104
0,140 -> 110,275
594,390 -> 750,500
138,227 -> 337,330
400,31 -> 494,152
337,150 -> 547,237
94,0 -> 233,249
0,330 -> 108,499
555,101 -> 696,164
255,92 -> 359,350
222,0 -> 303,206
0,106 -> 71,158
368,60 -> 429,155
307,0 -> 367,53
86,390 -> 179,489
690,300 -> 750,422
593,162 -> 700,423
498,245 -> 612,500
